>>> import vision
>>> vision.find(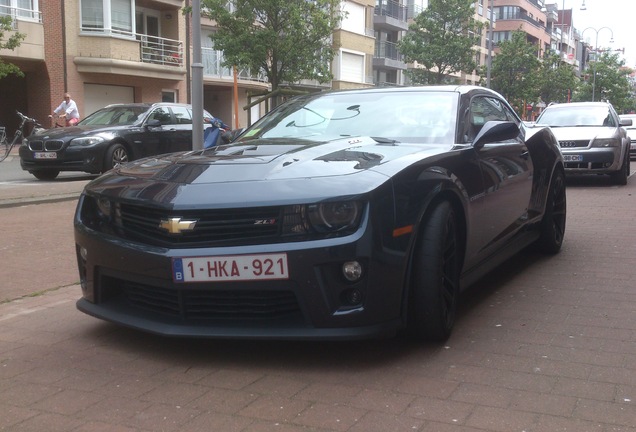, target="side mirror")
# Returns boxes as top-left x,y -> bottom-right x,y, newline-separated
473,121 -> 520,149
620,118 -> 633,127
145,119 -> 162,128
221,128 -> 245,143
